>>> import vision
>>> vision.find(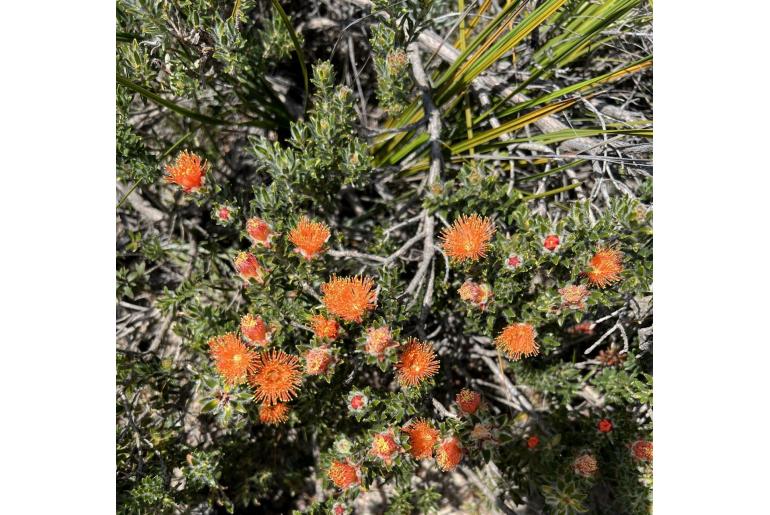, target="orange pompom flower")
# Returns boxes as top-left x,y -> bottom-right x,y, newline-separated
495,323 -> 540,360
573,453 -> 598,477
527,435 -> 540,449
234,251 -> 265,284
559,284 -> 590,310
456,388 -> 481,415
304,345 -> 334,376
259,402 -> 289,425
246,218 -> 274,248
208,333 -> 256,385
310,315 -> 339,341
440,214 -> 495,262
364,326 -> 398,360
249,349 -> 302,405
631,440 -> 653,462
436,437 -> 463,471
240,314 -> 272,346
396,338 -> 440,387
164,151 -> 206,192
321,275 -> 377,323
289,217 -> 331,260
587,247 -> 624,288
598,419 -> 613,433
370,429 -> 400,466
403,419 -> 440,459
328,460 -> 361,490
